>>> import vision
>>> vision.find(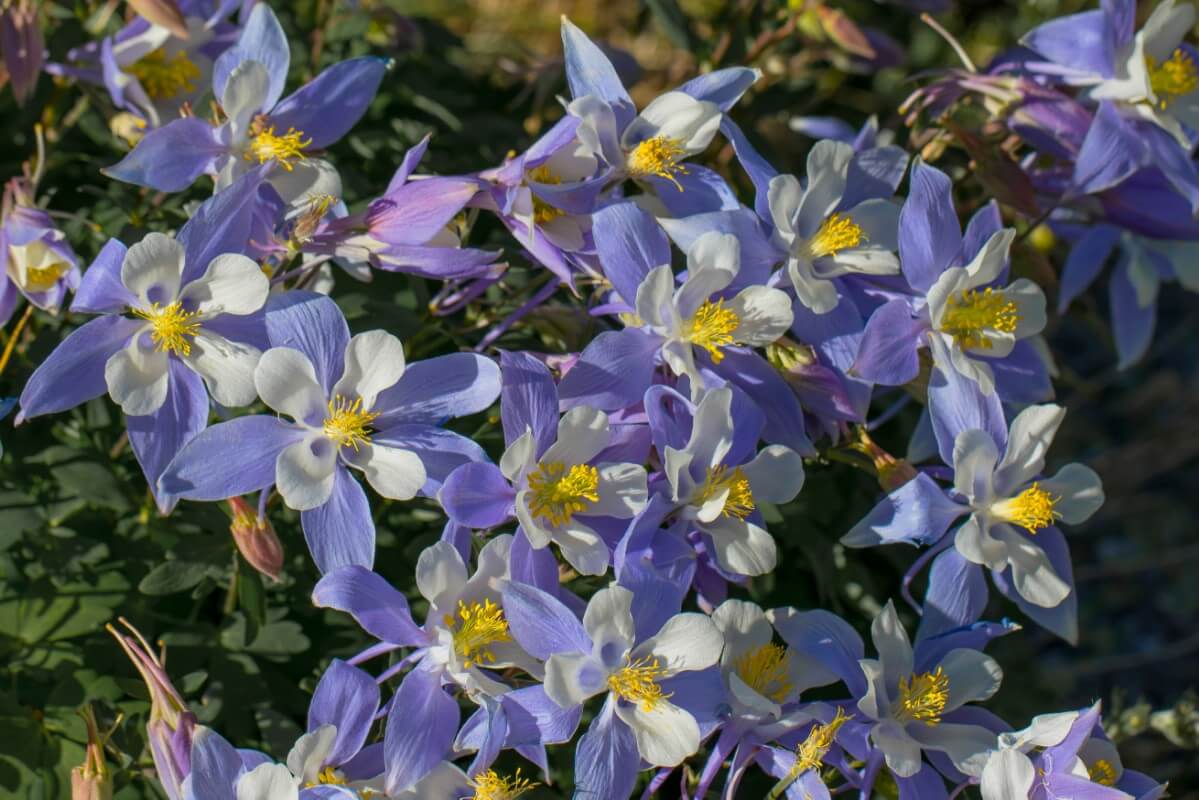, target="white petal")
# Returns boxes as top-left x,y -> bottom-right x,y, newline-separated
846,197 -> 900,251
955,515 -> 1009,571
285,725 -> 336,785
703,516 -> 777,576
105,333 -> 170,416
276,433 -> 338,511
740,445 -> 804,504
583,585 -> 637,665
1001,710 -> 1079,751
726,286 -> 793,346
345,443 -> 425,501
767,174 -> 802,237
927,266 -> 973,330
541,406 -> 610,466
821,247 -> 899,277
236,763 -> 299,800
1142,0 -> 1194,61
222,60 -> 272,140
122,232 -> 184,307
675,232 -> 740,319
514,488 -> 554,548
995,525 -> 1071,608
1006,279 -> 1047,340
615,700 -> 701,767
552,518 -> 611,576
871,719 -> 923,778
993,404 -> 1066,494
269,158 -> 343,207
500,428 -> 537,482
711,599 -> 772,663
1040,463 -> 1104,524
416,540 -> 468,610
682,387 -> 734,475
635,263 -> 677,330
910,722 -> 998,778
589,462 -> 648,519
870,600 -> 914,693
255,347 -> 327,426
331,330 -> 406,409
939,648 -> 1003,711
632,612 -> 723,675
953,428 -> 1000,503
186,331 -> 260,408
980,748 -> 1035,800
962,229 -> 1016,287
544,651 -> 609,708
795,140 -> 852,236
857,658 -> 888,720
180,254 -> 269,318
788,256 -> 840,314
624,91 -> 721,154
